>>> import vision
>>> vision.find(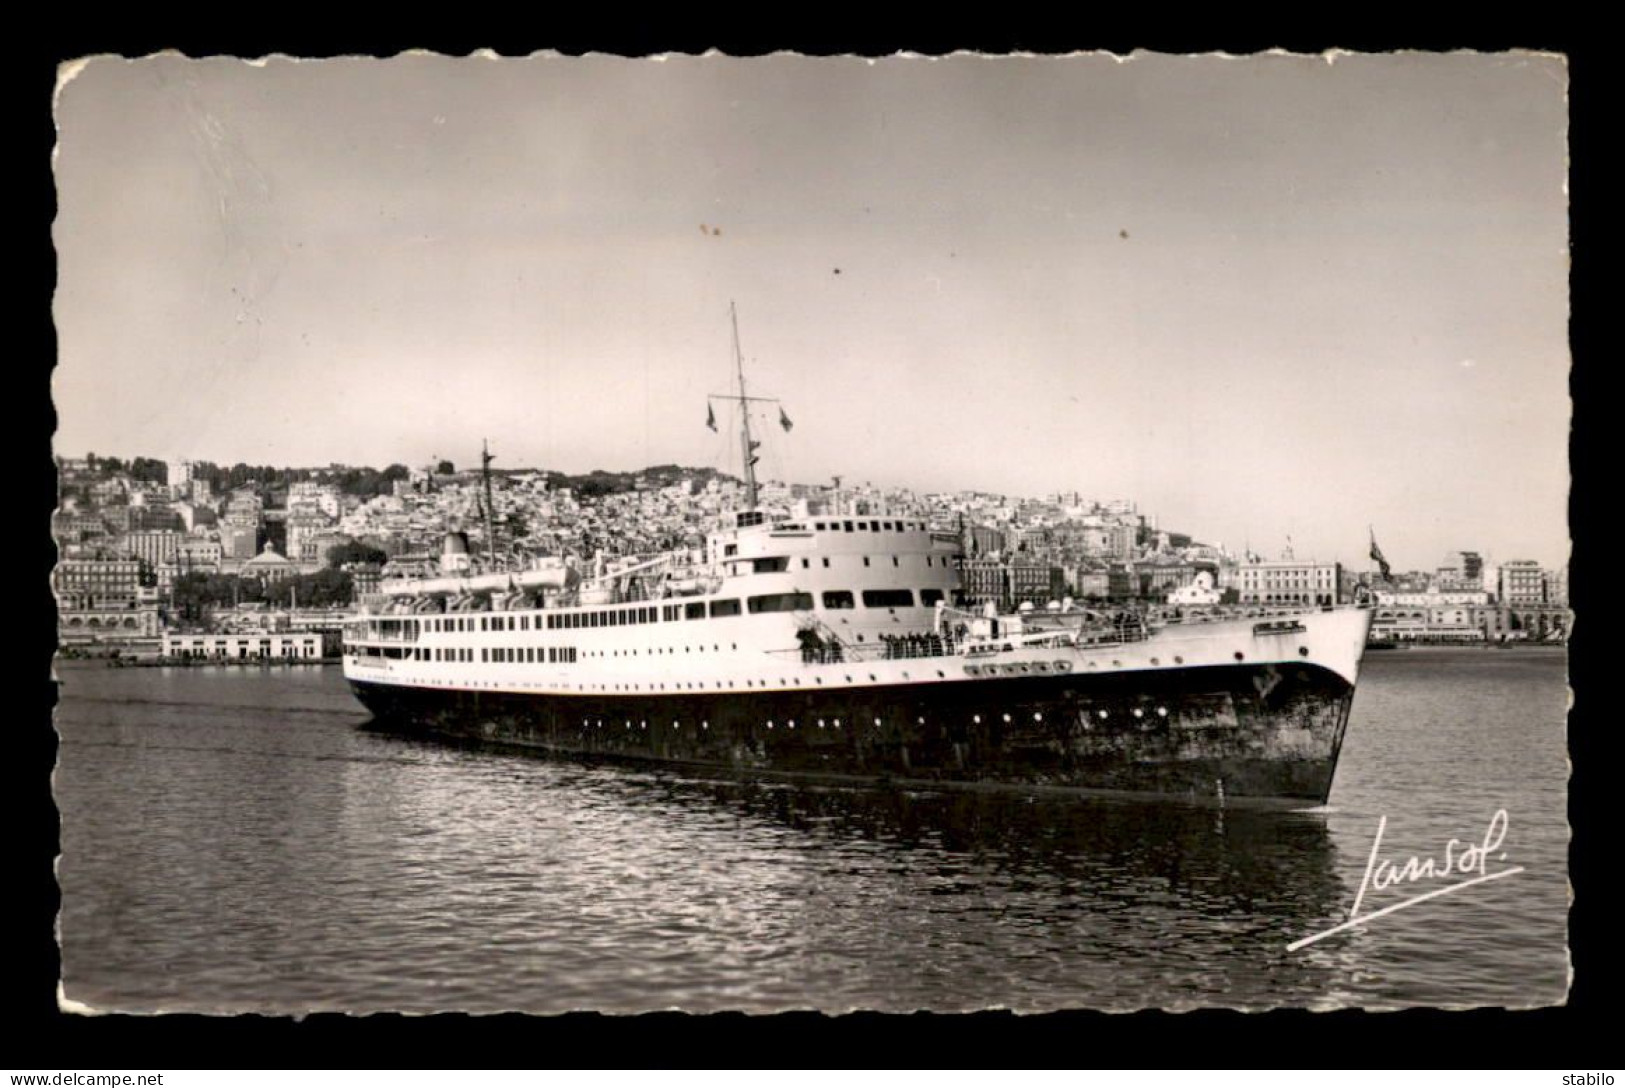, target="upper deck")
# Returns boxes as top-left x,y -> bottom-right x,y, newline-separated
358,509 -> 962,619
